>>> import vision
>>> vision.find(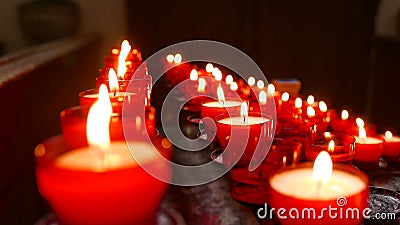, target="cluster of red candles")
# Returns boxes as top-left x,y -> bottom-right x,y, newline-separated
164,54 -> 399,225
35,40 -> 171,225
